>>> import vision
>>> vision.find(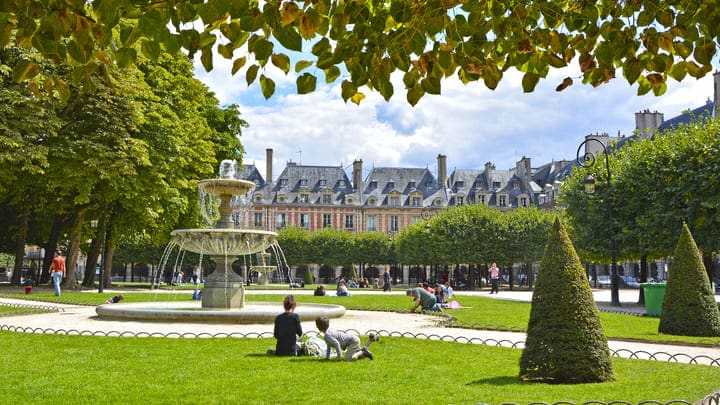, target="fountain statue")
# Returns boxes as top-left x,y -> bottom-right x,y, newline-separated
95,160 -> 345,323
